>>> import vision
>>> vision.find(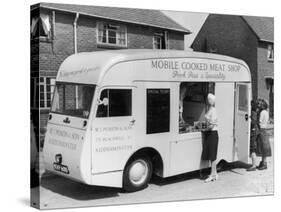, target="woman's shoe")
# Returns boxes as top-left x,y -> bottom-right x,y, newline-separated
204,174 -> 218,183
257,162 -> 267,170
257,161 -> 264,169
